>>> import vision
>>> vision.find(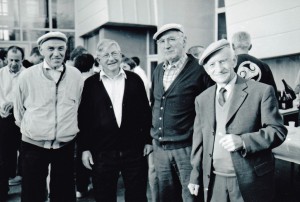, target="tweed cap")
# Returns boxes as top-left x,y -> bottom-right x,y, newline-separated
153,23 -> 184,40
199,39 -> 230,65
37,32 -> 67,46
